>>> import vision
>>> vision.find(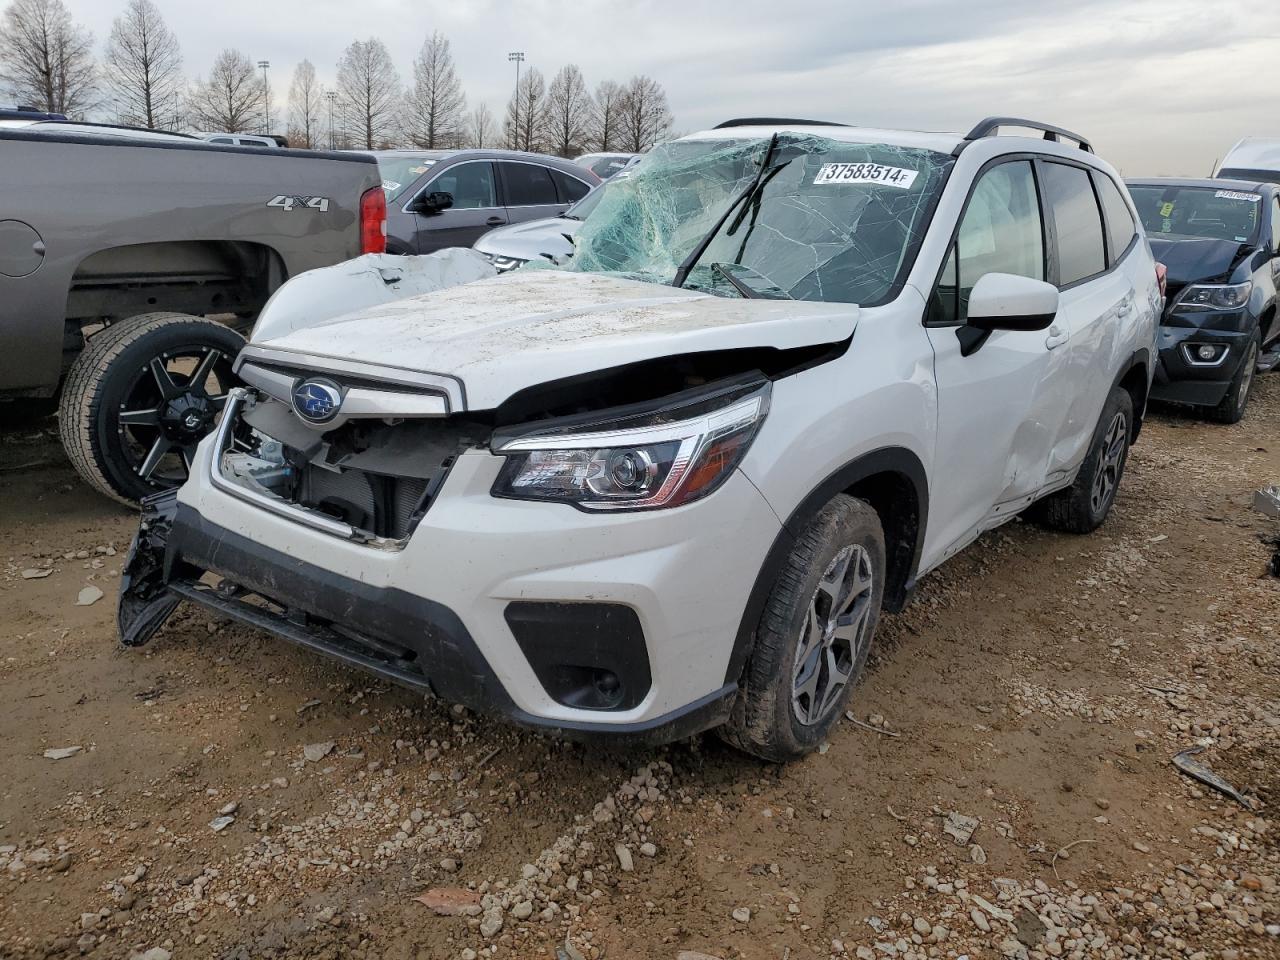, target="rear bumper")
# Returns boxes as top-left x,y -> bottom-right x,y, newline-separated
1150,324 -> 1251,406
